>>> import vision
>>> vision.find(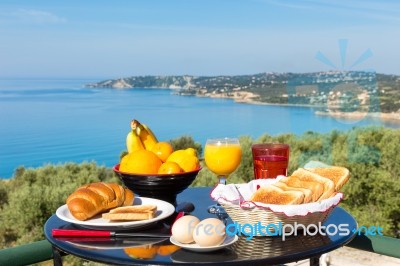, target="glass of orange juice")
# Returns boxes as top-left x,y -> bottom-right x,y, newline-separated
204,138 -> 242,184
